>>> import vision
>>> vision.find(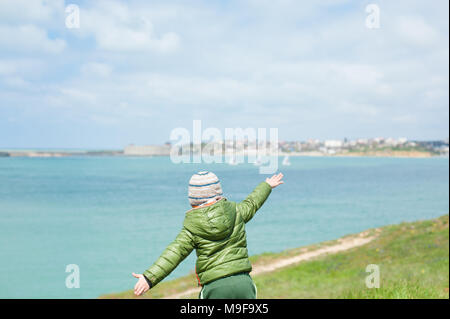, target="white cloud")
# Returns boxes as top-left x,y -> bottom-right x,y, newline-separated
329,63 -> 384,87
60,88 -> 96,104
392,114 -> 417,124
337,101 -> 380,117
425,88 -> 448,102
396,16 -> 439,46
81,63 -> 112,77
0,0 -> 64,26
74,1 -> 180,52
0,24 -> 66,53
0,61 -> 16,75
0,58 -> 45,79
2,76 -> 31,89
89,115 -> 119,125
